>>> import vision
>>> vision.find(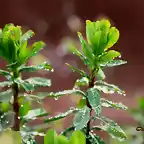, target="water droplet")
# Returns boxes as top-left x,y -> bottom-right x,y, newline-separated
39,133 -> 45,136
54,97 -> 59,100
118,55 -> 121,58
70,107 -> 74,110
